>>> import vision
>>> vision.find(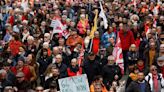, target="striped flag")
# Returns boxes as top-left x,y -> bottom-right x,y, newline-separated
99,1 -> 108,29
112,32 -> 124,74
